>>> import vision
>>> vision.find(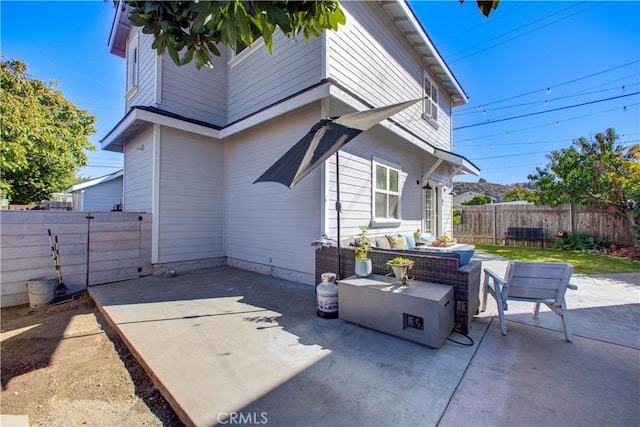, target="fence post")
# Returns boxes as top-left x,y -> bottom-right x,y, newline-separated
86,212 -> 94,286
493,204 -> 497,245
569,203 -> 574,233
